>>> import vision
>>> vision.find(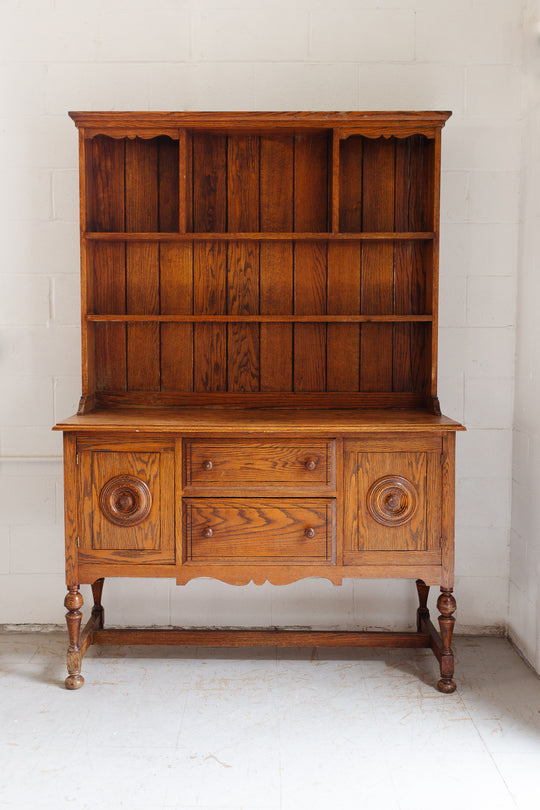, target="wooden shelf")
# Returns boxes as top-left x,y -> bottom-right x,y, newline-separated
86,314 -> 434,324
84,231 -> 436,242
